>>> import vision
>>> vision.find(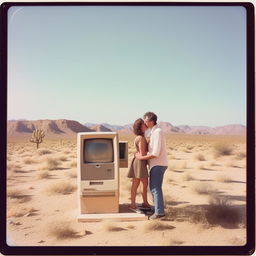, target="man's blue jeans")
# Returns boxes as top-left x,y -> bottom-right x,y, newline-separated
149,165 -> 168,215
